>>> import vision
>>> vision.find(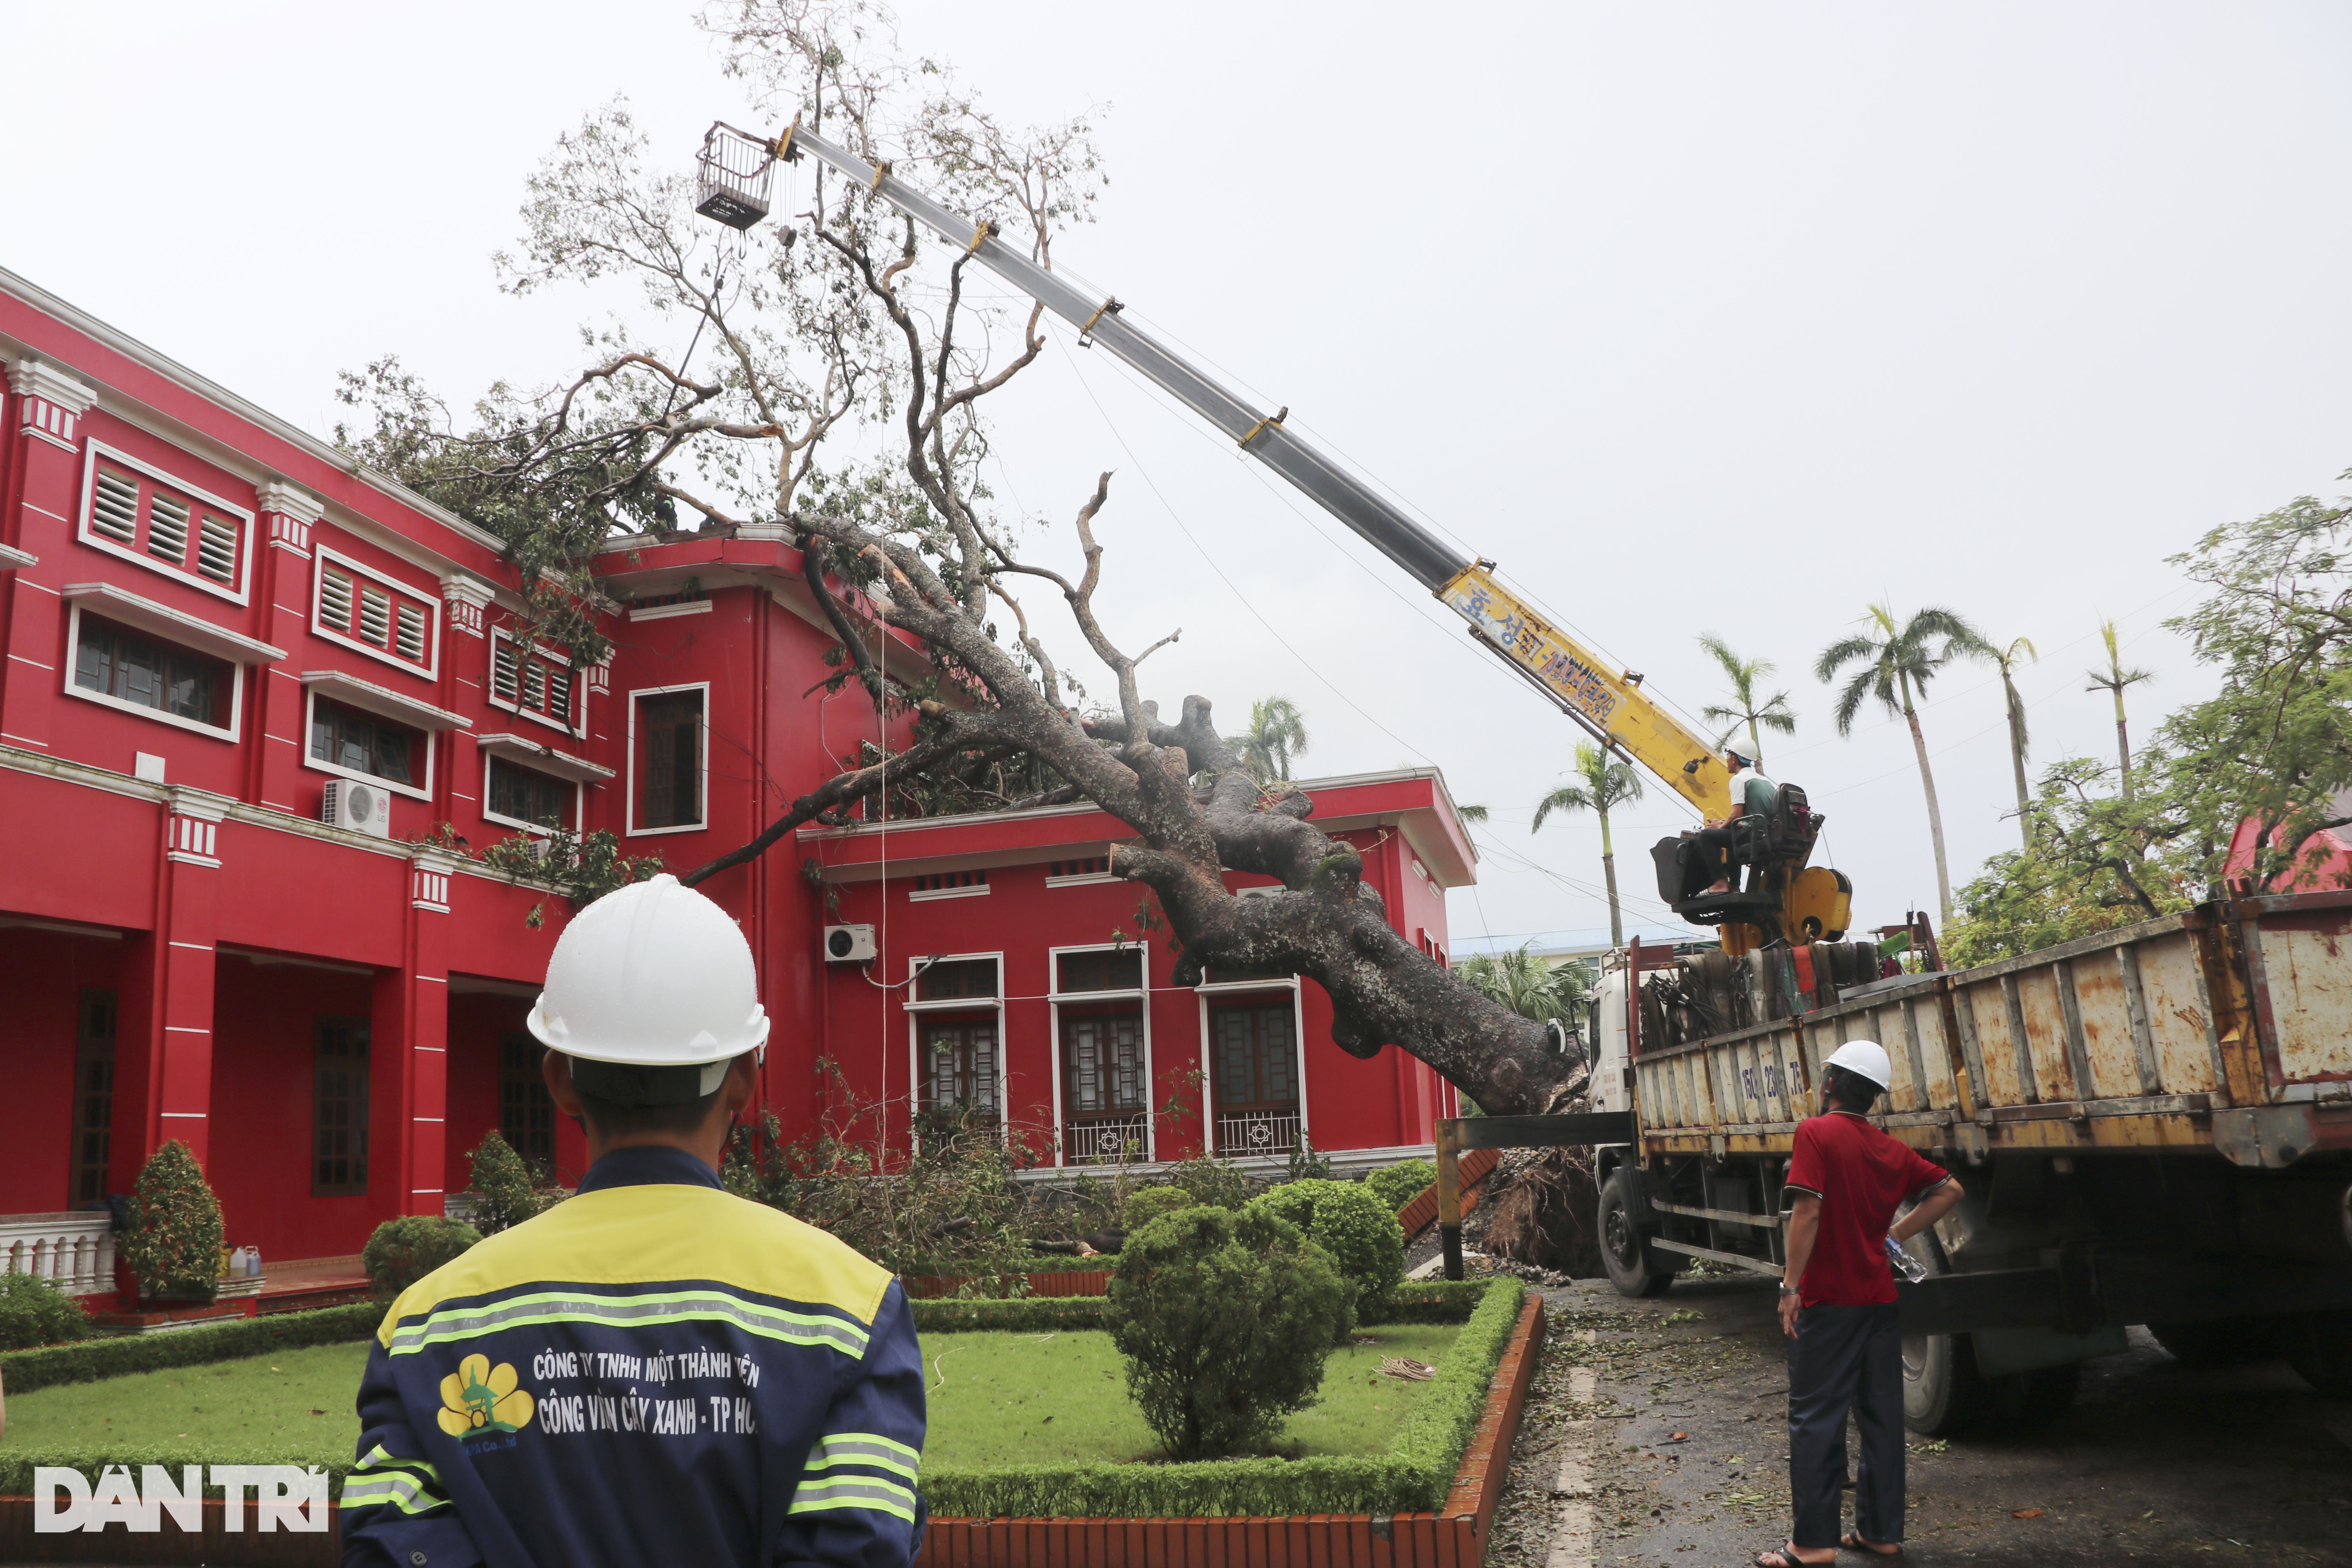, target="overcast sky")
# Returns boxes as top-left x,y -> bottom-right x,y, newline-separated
8,2 -> 2349,949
